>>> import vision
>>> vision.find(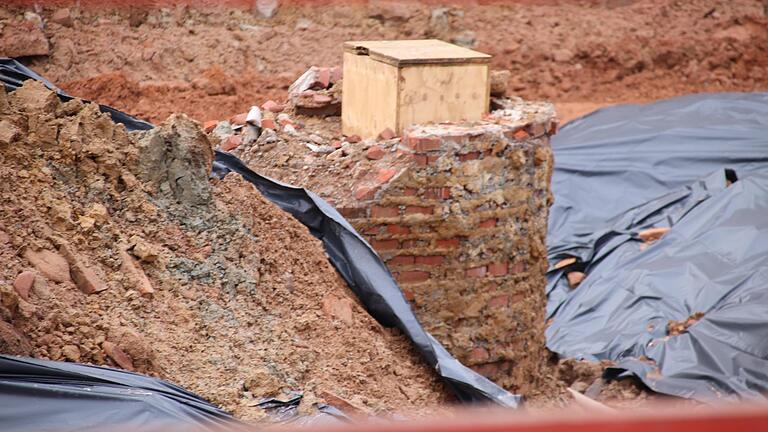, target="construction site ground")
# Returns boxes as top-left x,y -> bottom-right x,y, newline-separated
0,0 -> 766,423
